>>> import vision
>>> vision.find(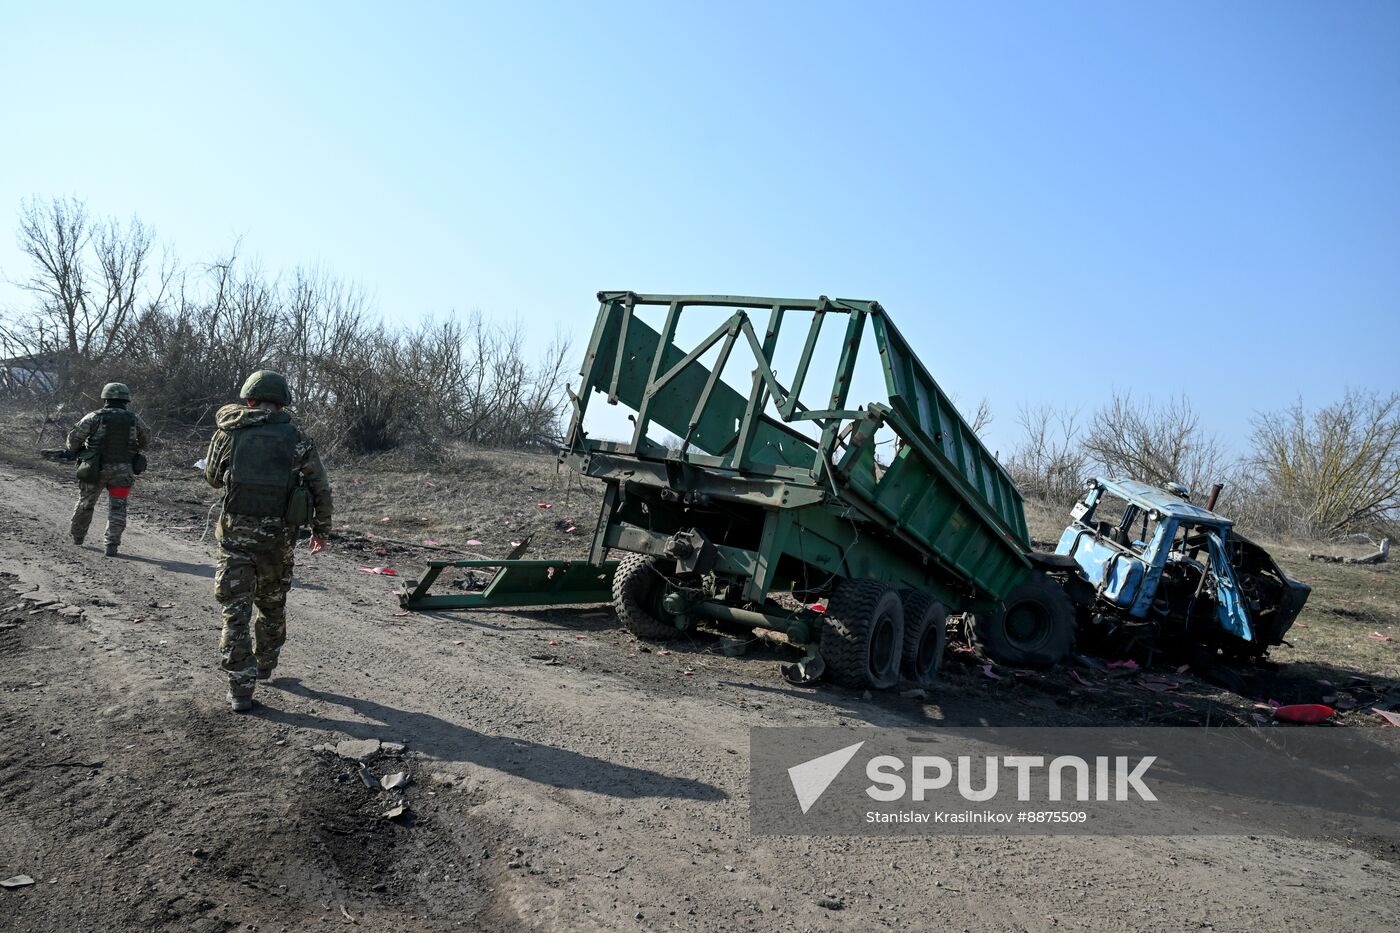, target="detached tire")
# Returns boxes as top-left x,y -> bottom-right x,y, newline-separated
900,591 -> 948,687
612,554 -> 678,640
969,570 -> 1075,667
821,580 -> 905,690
